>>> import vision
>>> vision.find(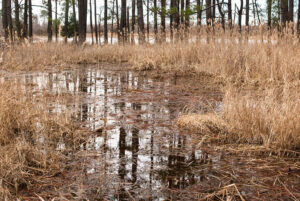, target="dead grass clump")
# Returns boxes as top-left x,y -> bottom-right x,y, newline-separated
0,82 -> 84,199
178,84 -> 300,151
177,113 -> 228,135
222,86 -> 300,150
